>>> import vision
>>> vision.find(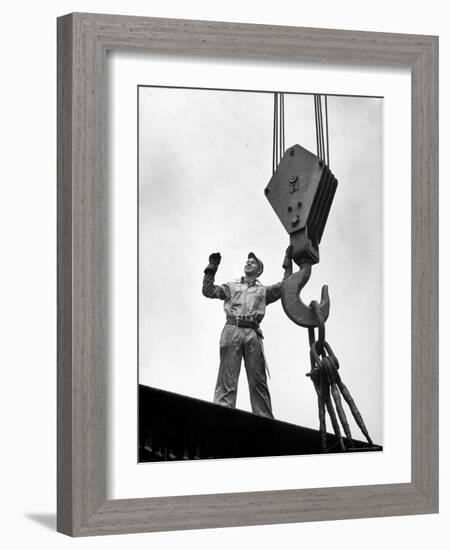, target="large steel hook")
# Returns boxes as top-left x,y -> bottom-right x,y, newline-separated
281,262 -> 330,328
264,143 -> 337,328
